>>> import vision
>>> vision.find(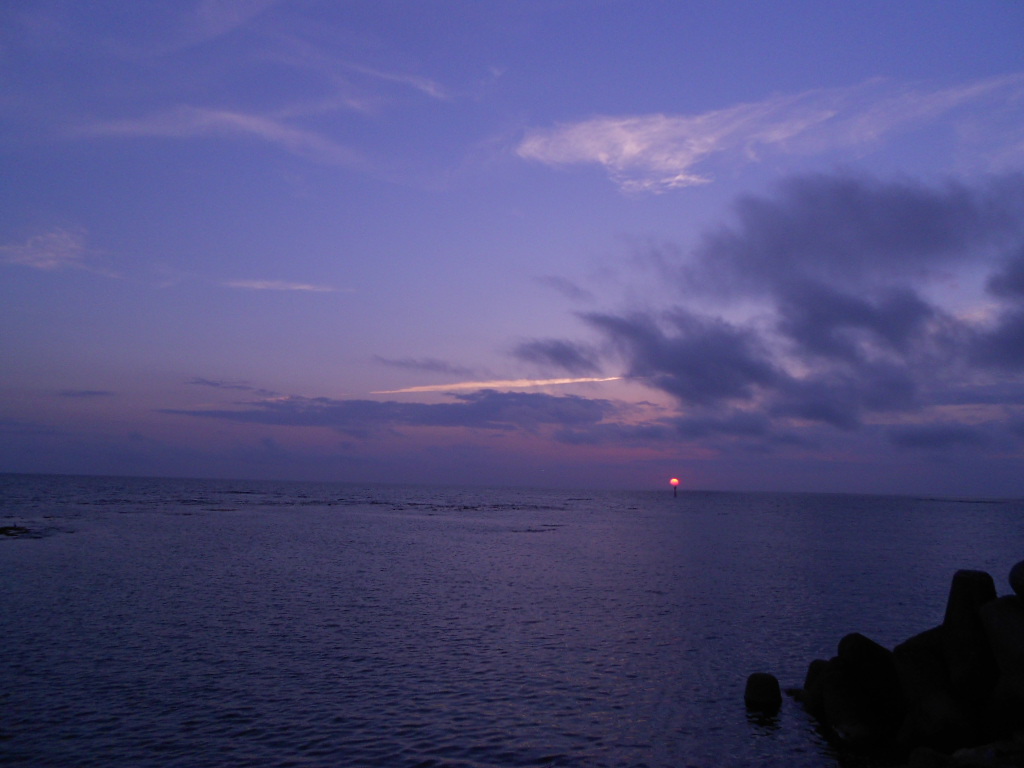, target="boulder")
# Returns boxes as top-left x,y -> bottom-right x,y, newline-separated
819,633 -> 905,748
943,570 -> 998,708
894,626 -> 975,751
980,595 -> 1024,737
744,672 -> 782,714
1009,561 -> 1024,600
801,658 -> 829,719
